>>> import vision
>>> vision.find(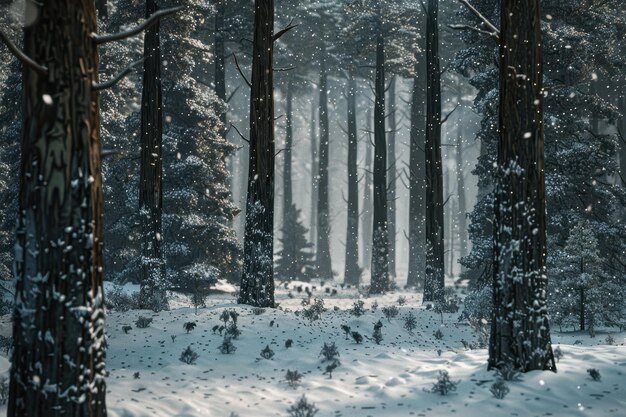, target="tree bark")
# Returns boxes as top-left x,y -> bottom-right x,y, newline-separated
424,0 -> 445,302
456,123 -> 468,263
283,79 -> 293,215
9,1 -> 107,415
344,72 -> 359,286
316,48 -> 332,279
619,90 -> 626,178
239,0 -> 276,307
489,0 -> 556,372
370,33 -> 389,294
139,0 -> 168,311
361,109 -> 373,270
309,93 -> 318,248
407,67 -> 425,288
387,77 -> 397,280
